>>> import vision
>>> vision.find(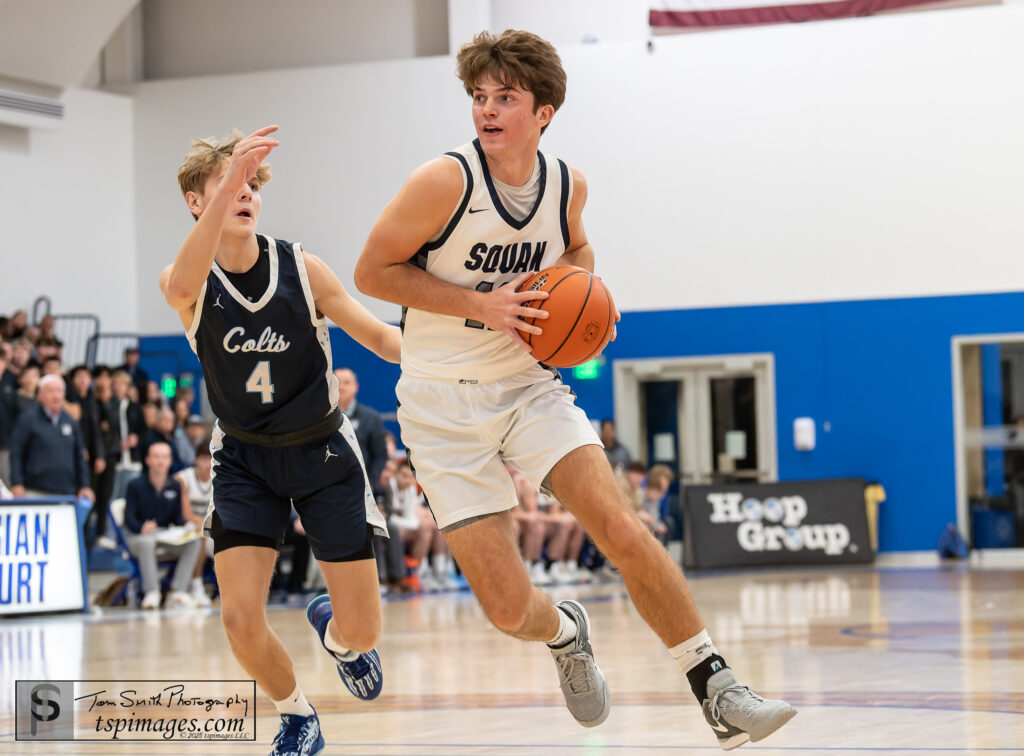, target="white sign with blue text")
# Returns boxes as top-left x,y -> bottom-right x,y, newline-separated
0,504 -> 84,615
